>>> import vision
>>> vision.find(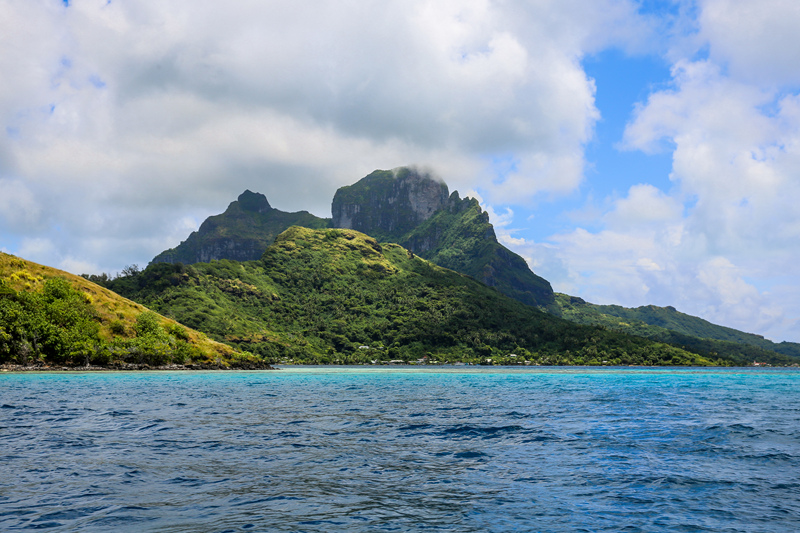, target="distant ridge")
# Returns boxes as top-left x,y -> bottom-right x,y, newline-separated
151,190 -> 331,265
555,294 -> 800,364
